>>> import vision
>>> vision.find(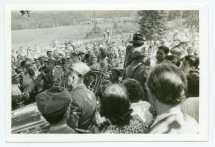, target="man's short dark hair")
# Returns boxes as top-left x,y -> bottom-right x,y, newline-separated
20,60 -> 27,68
158,46 -> 169,54
184,55 -> 199,69
46,51 -> 52,55
186,71 -> 199,97
26,64 -> 34,69
165,55 -> 181,67
146,63 -> 187,105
